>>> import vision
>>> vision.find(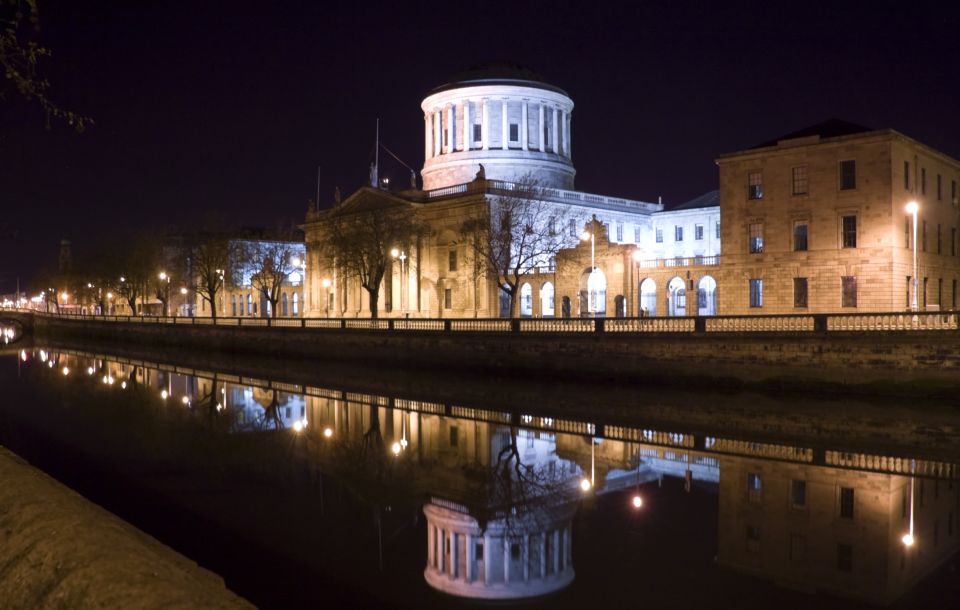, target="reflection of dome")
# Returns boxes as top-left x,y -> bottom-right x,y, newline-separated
423,498 -> 576,600
421,64 -> 575,191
